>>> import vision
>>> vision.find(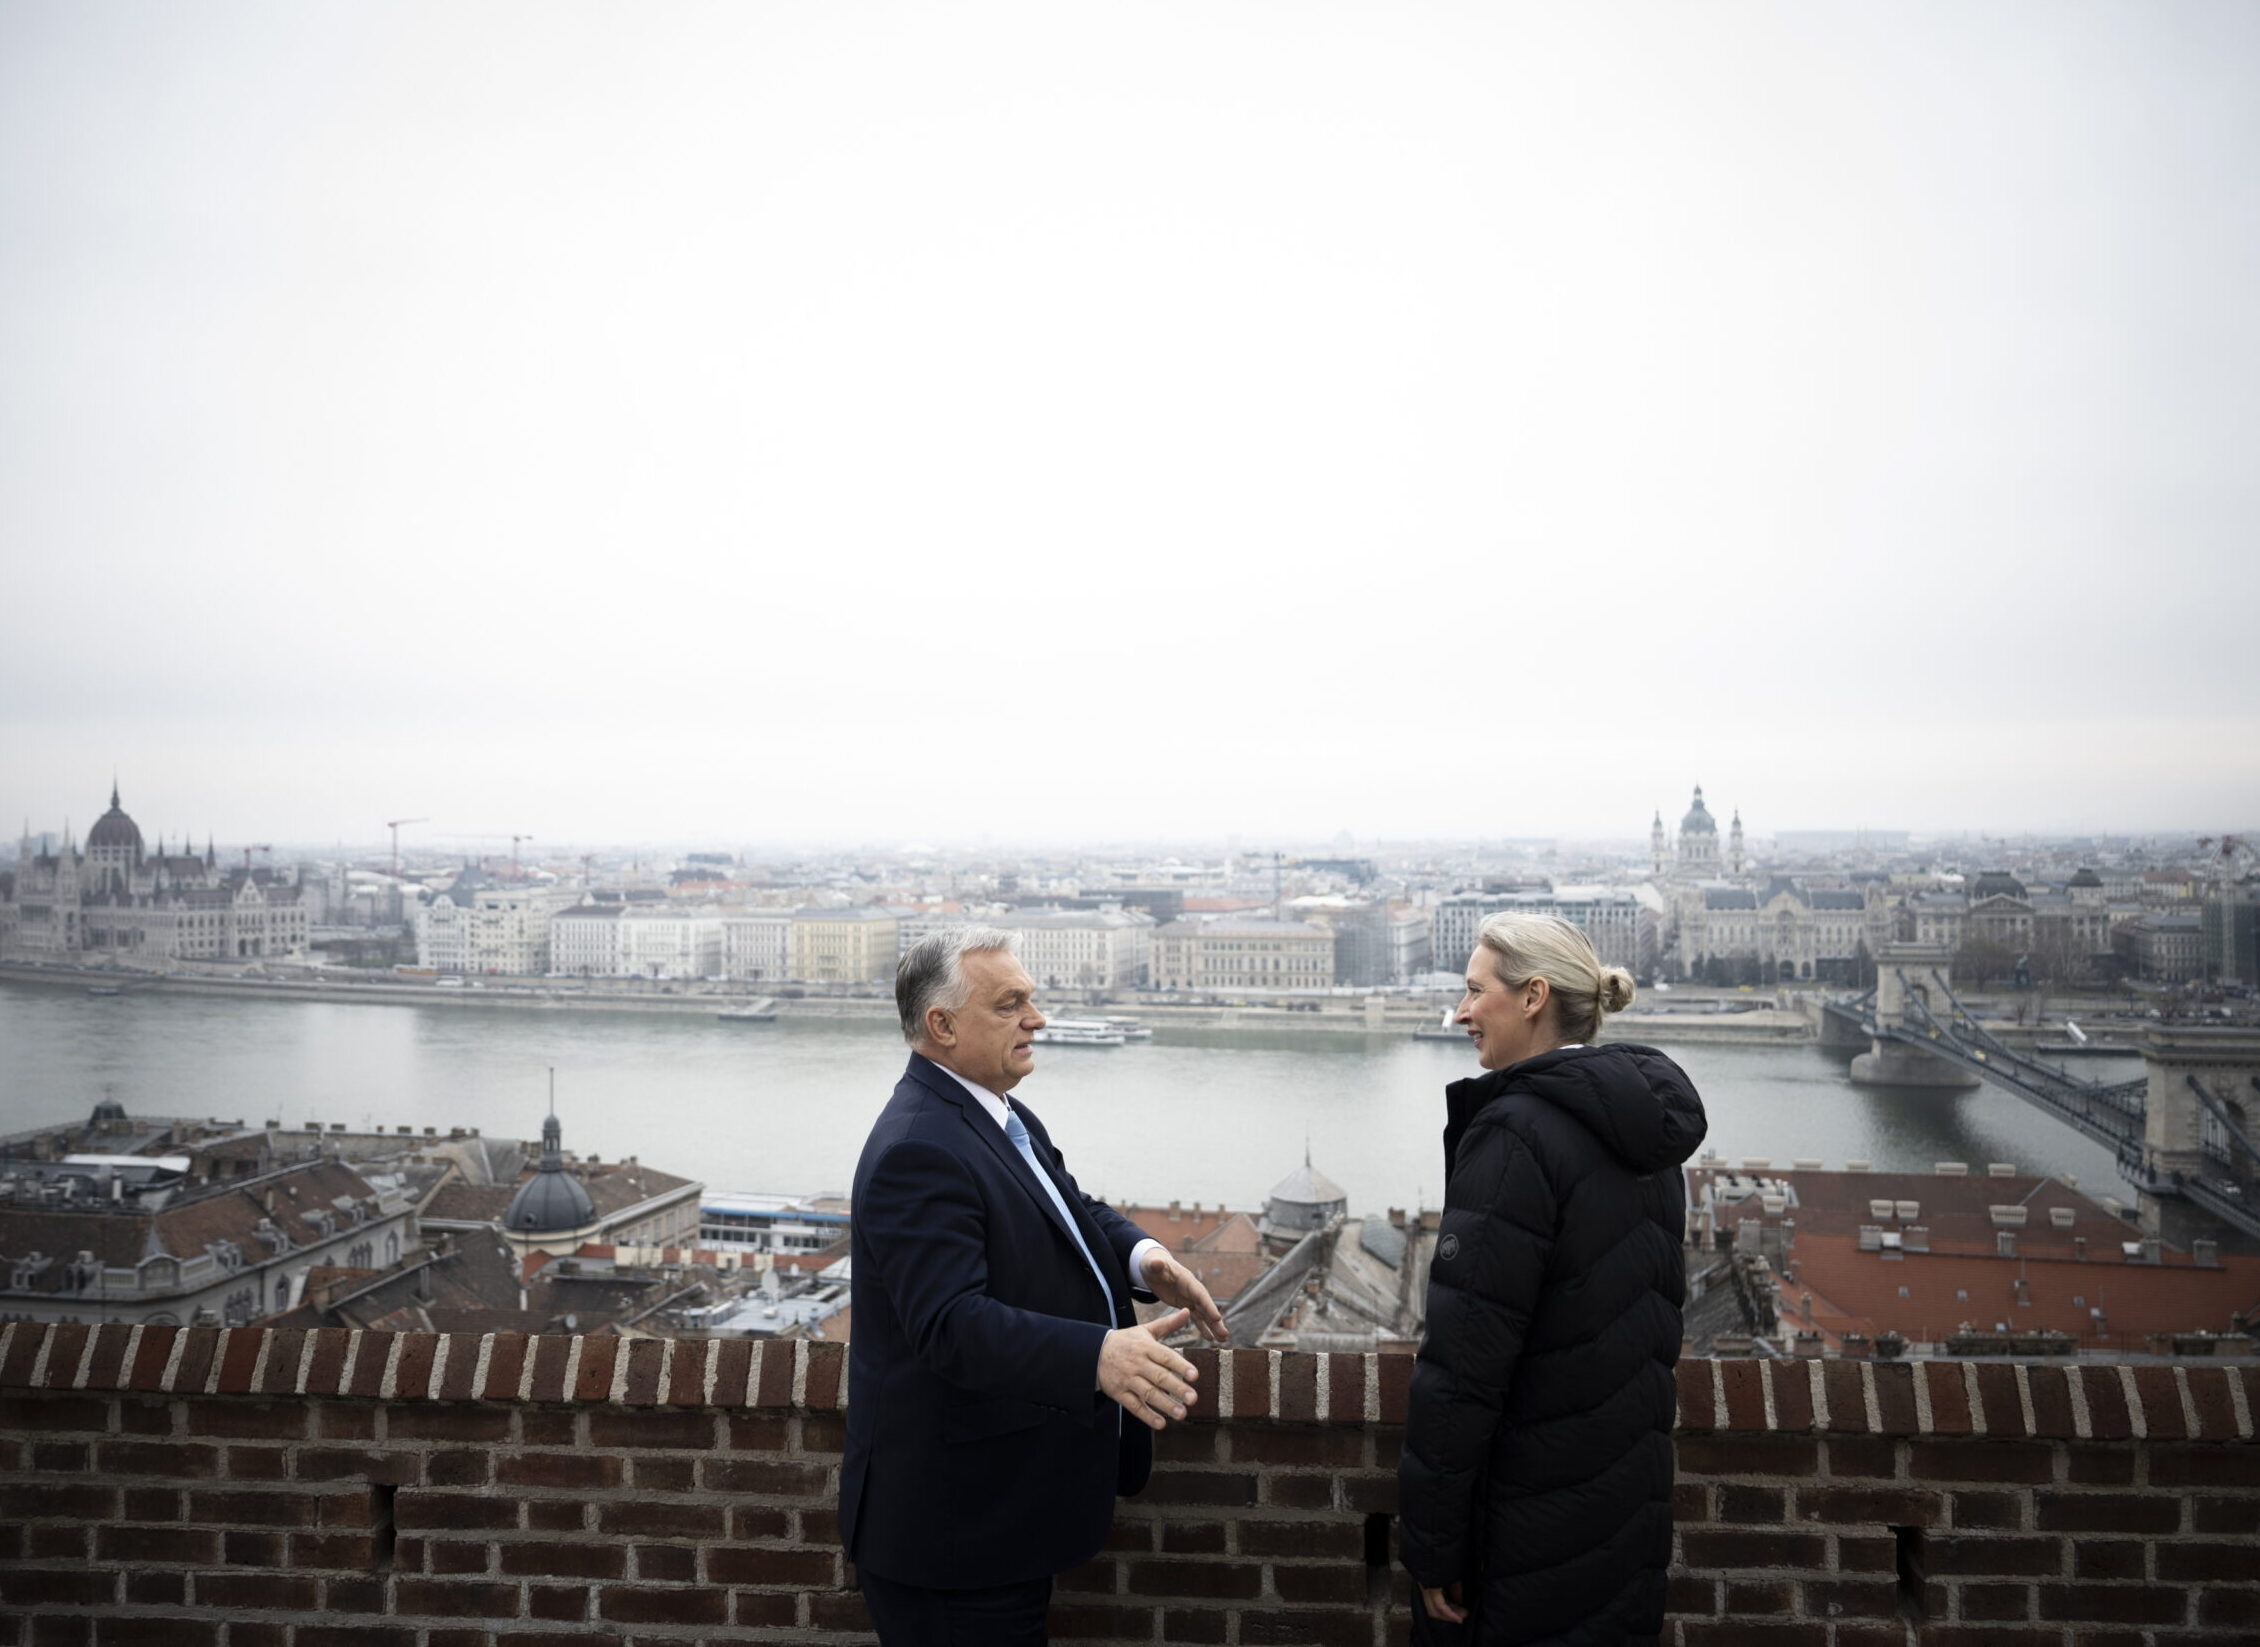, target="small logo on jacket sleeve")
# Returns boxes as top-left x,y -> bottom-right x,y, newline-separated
1437,1233 -> 1460,1261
